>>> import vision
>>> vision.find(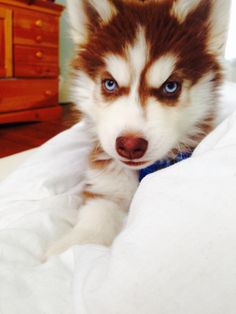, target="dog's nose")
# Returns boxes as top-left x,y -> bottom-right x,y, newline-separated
116,136 -> 148,160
